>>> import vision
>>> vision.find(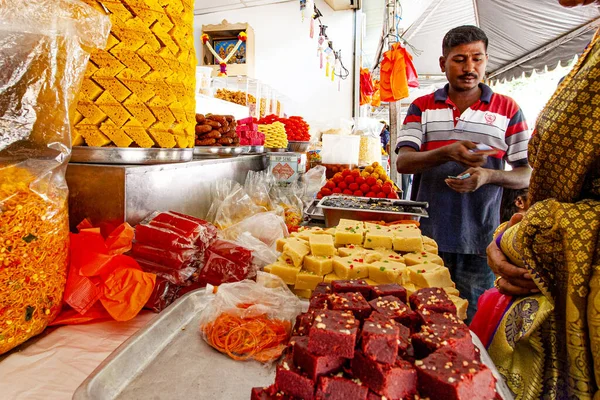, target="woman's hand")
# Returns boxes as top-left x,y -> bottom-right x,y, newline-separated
487,214 -> 540,296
